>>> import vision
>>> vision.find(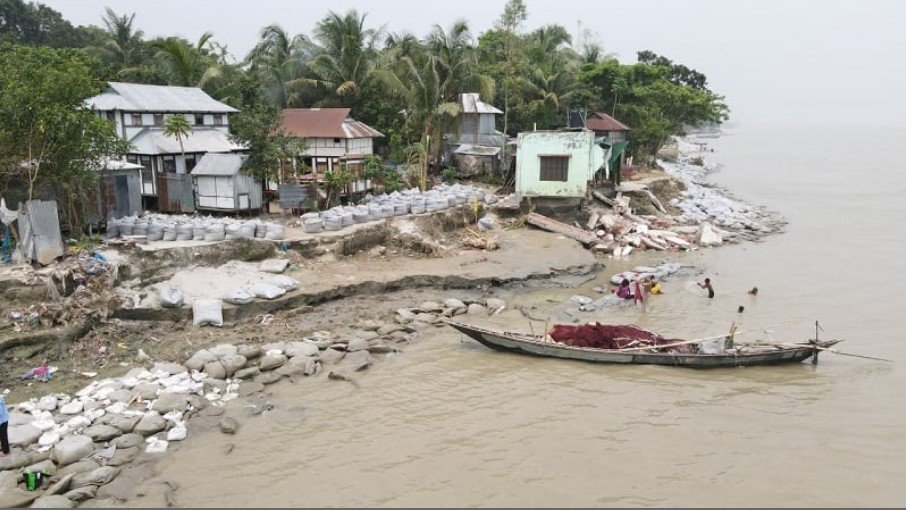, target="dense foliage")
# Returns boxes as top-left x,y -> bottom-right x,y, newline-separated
0,0 -> 729,216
